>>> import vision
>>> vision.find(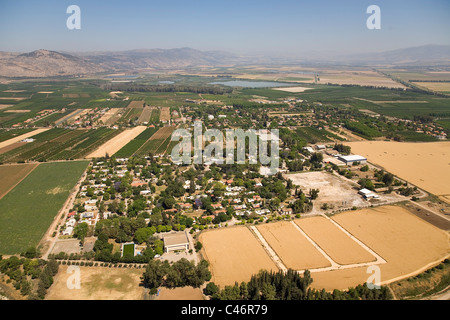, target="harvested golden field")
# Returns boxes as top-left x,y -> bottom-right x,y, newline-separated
310,205 -> 450,291
0,163 -> 38,199
86,126 -> 147,158
272,87 -> 313,93
199,226 -> 278,287
317,70 -> 405,88
0,128 -> 49,150
45,266 -> 146,300
346,141 -> 450,196
256,221 -> 331,270
412,82 -> 450,93
157,286 -> 204,300
294,217 -> 376,265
